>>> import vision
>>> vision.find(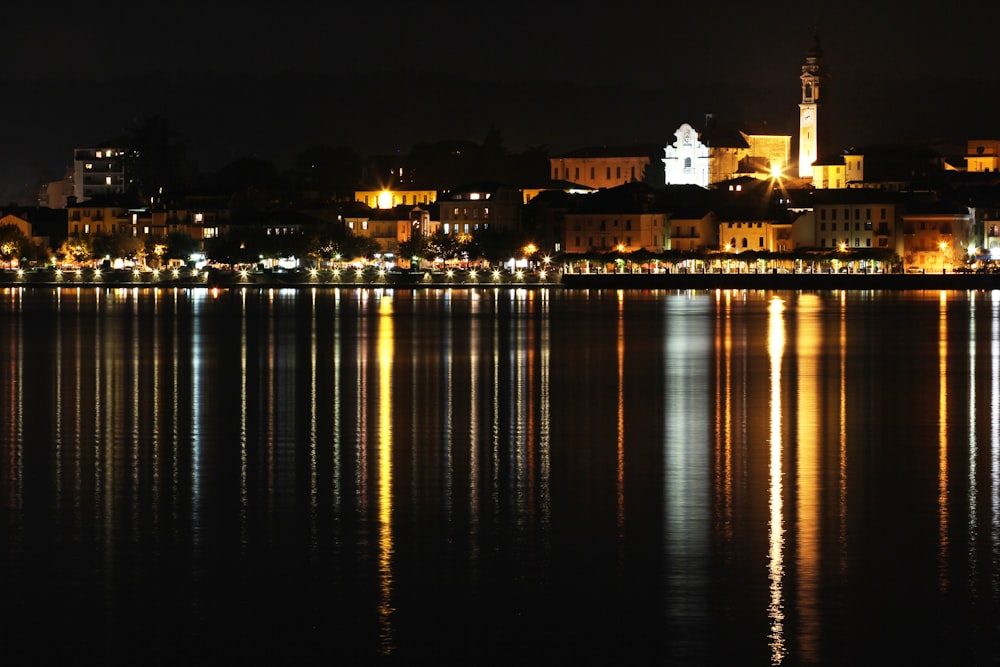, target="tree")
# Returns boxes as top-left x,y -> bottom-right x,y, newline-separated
115,115 -> 190,205
56,234 -> 93,265
165,231 -> 200,261
0,224 -> 28,267
294,145 -> 362,201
